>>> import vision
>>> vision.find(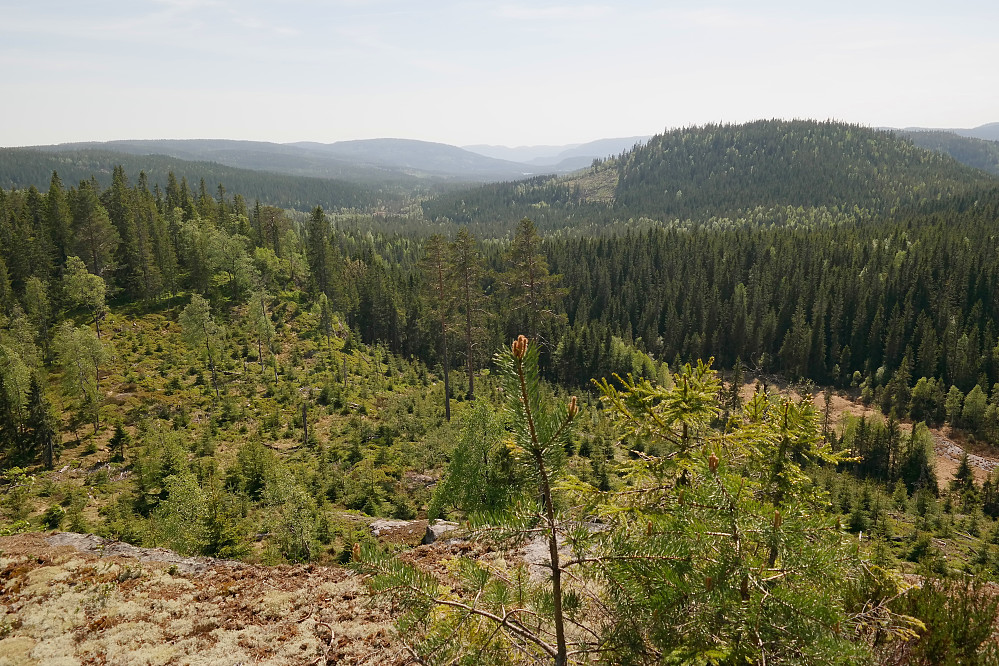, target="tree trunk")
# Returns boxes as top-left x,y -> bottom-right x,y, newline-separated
258,335 -> 265,374
537,455 -> 567,666
203,323 -> 221,399
93,362 -> 101,434
463,270 -> 475,400
302,403 -> 309,447
441,313 -> 451,422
